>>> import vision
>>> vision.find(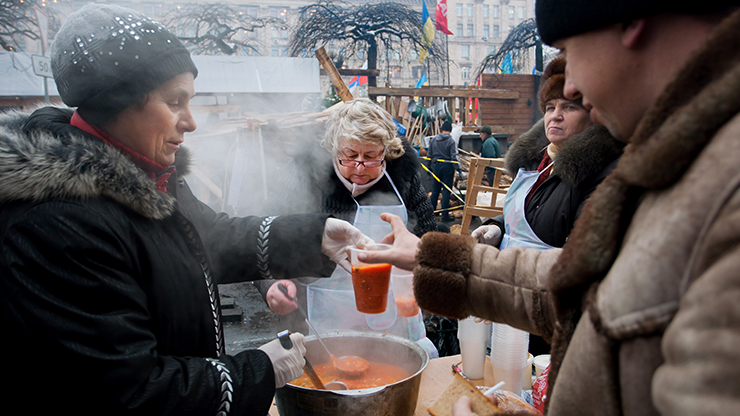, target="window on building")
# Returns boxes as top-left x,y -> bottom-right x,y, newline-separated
280,27 -> 288,39
482,5 -> 489,17
249,6 -> 258,17
462,66 -> 470,80
271,27 -> 279,38
278,7 -> 288,21
467,3 -> 473,17
508,6 -> 515,19
467,23 -> 474,37
358,49 -> 365,60
281,46 -> 289,57
518,6 -> 525,19
272,46 -> 279,57
412,66 -> 425,79
461,44 -> 470,59
493,25 -> 500,38
492,5 -> 499,18
457,23 -> 464,36
483,25 -> 489,38
487,45 -> 496,55
456,3 -> 463,16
